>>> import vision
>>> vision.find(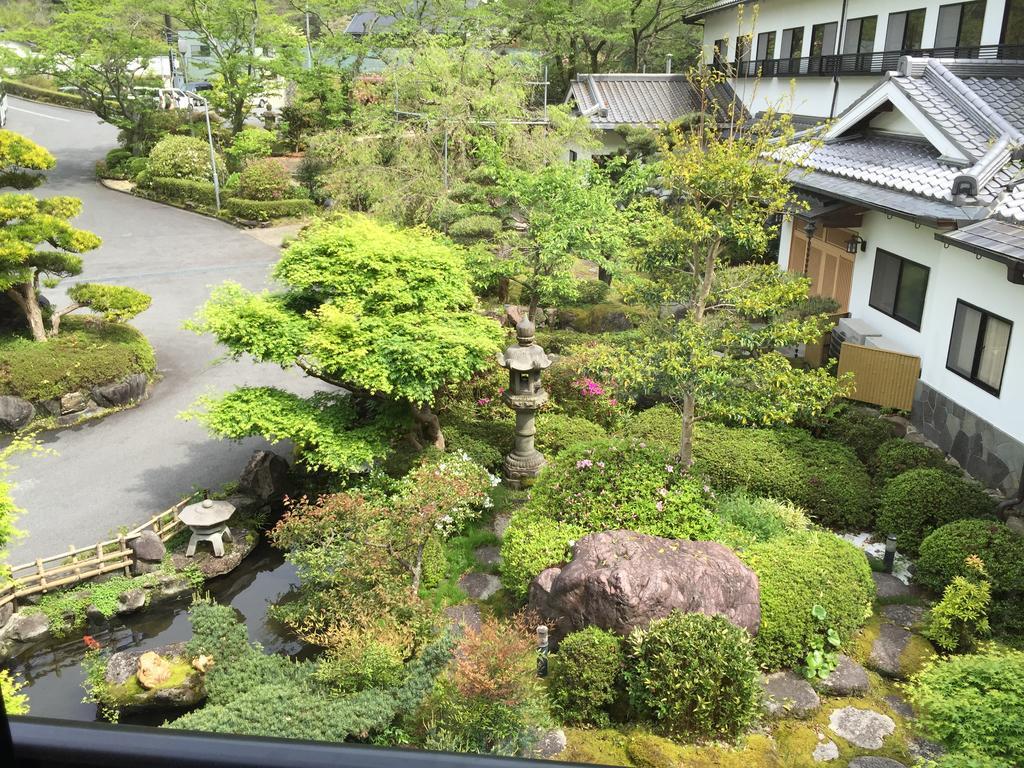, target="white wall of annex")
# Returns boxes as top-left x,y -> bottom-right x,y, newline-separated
846,212 -> 1024,442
